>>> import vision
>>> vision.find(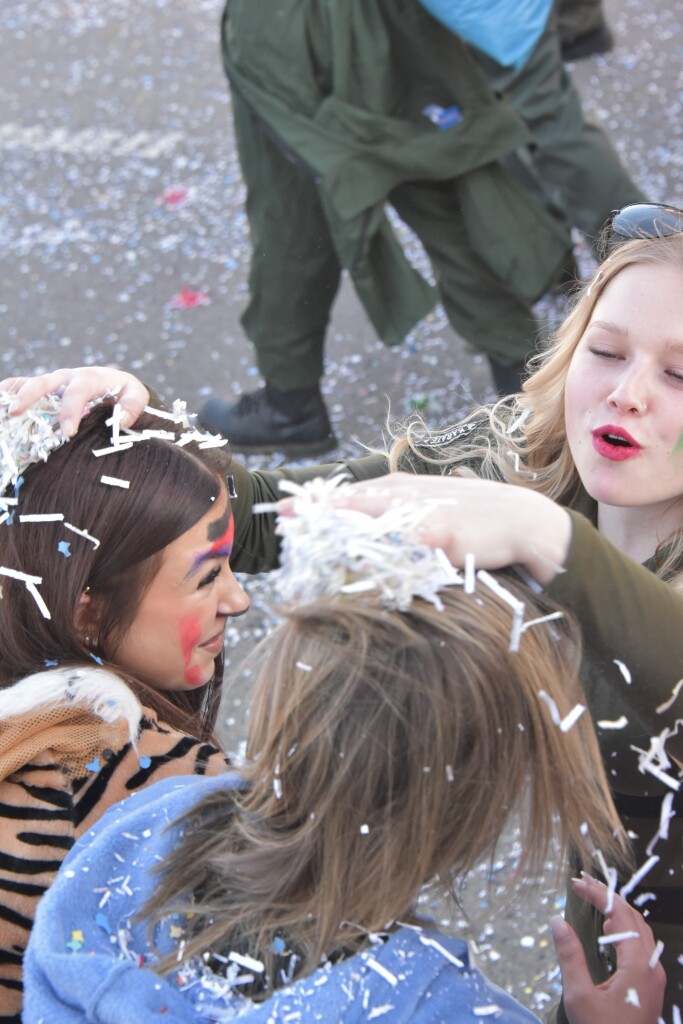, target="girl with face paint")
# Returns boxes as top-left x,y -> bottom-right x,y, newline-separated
0,399 -> 248,1019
